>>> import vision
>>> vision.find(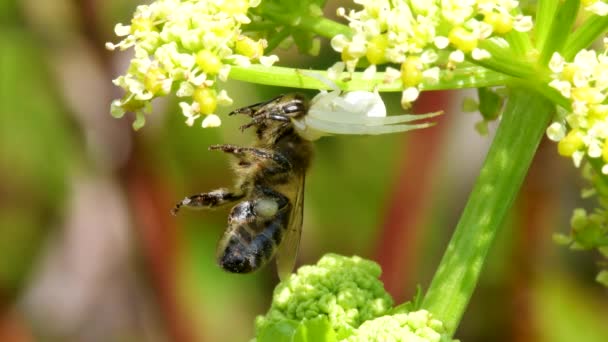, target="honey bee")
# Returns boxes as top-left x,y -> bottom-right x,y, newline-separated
171,93 -> 313,280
